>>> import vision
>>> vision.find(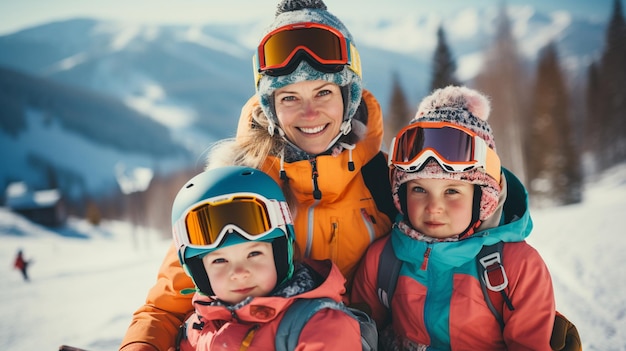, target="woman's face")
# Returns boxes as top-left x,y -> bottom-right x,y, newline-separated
405,178 -> 475,239
274,80 -> 344,154
203,241 -> 277,304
